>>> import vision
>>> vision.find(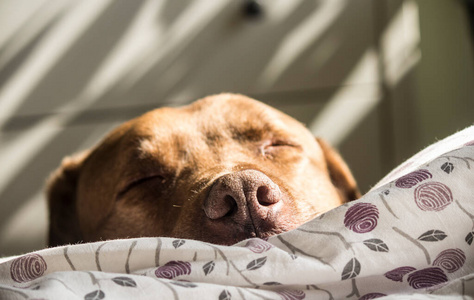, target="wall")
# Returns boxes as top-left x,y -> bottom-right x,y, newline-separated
0,0 -> 472,256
